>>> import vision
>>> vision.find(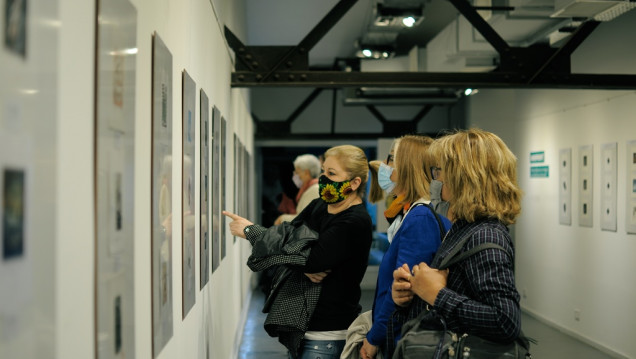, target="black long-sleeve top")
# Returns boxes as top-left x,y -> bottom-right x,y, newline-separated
291,198 -> 373,331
